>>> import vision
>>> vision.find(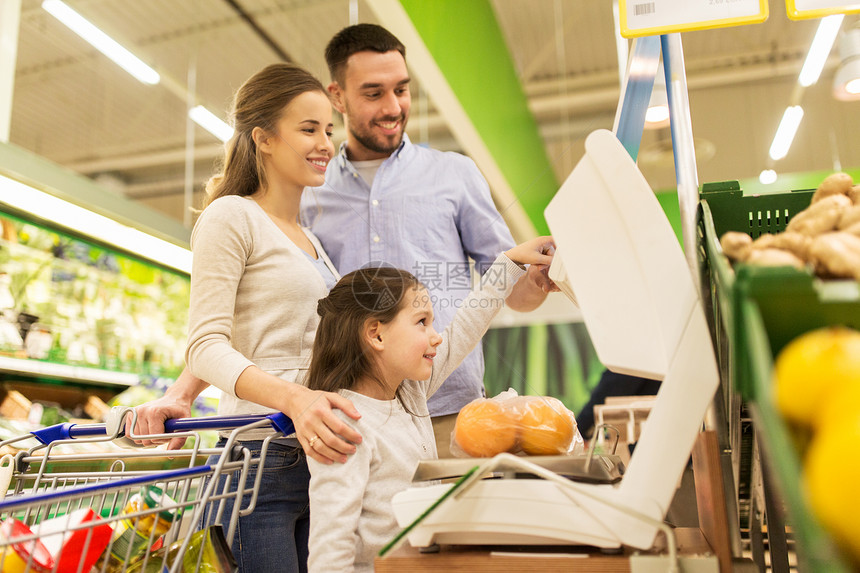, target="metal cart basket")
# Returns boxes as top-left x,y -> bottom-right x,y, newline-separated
0,408 -> 294,572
